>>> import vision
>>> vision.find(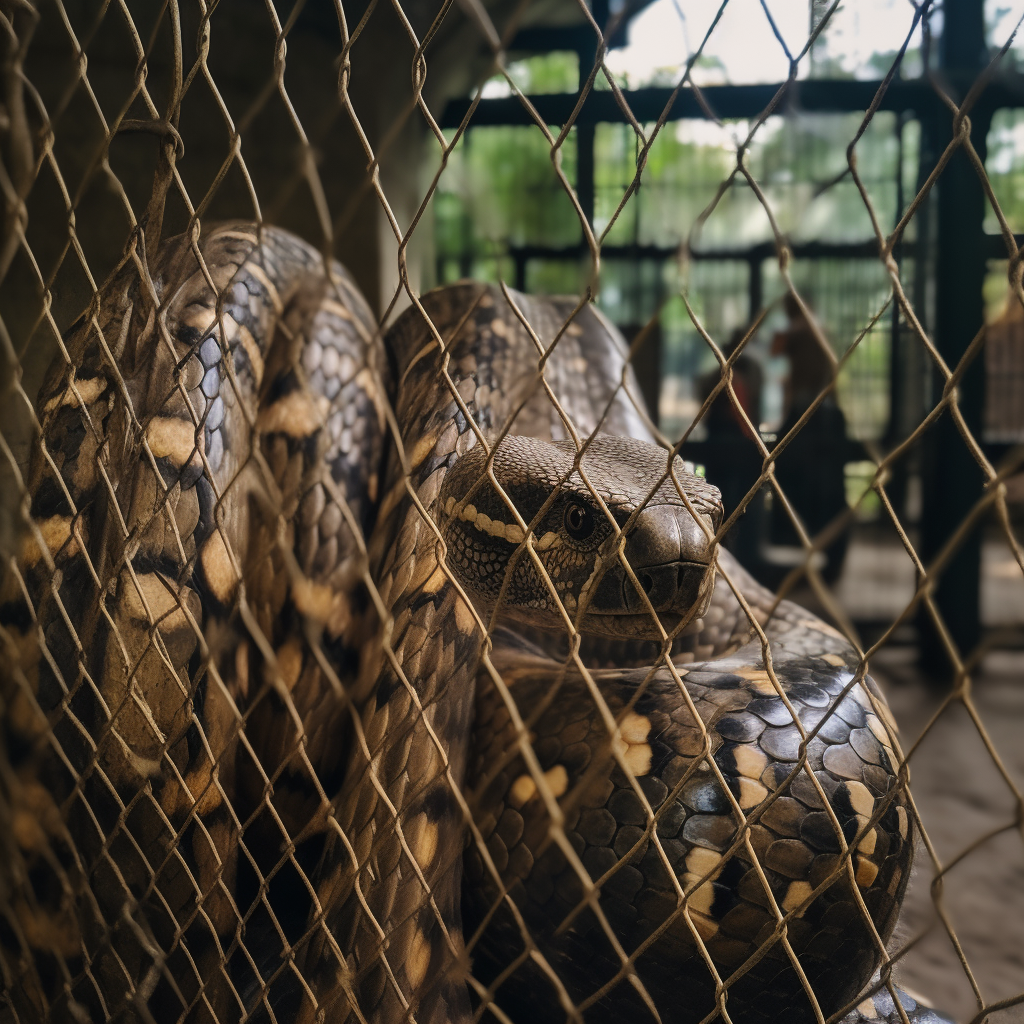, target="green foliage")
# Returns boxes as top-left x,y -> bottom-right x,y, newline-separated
744,112 -> 902,244
986,110 -> 1024,235
984,260 -> 1014,323
433,109 -> 915,441
592,112 -> 903,249
435,125 -> 580,273
512,51 -> 579,93
844,461 -> 883,519
480,51 -> 579,96
436,112 -> 904,268
594,123 -> 733,246
527,259 -> 586,294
